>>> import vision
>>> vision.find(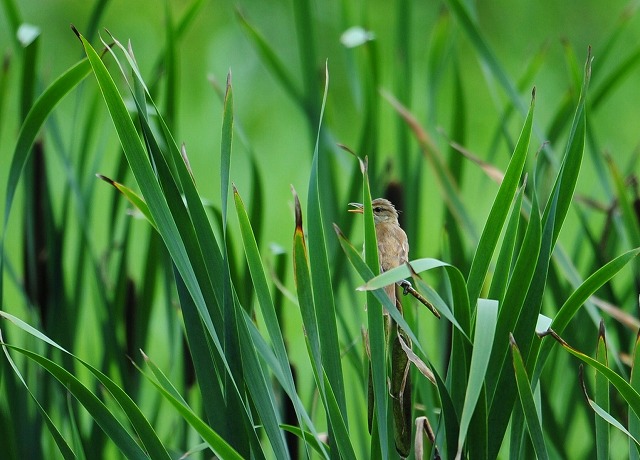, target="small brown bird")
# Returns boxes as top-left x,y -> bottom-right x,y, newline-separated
349,198 -> 409,307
